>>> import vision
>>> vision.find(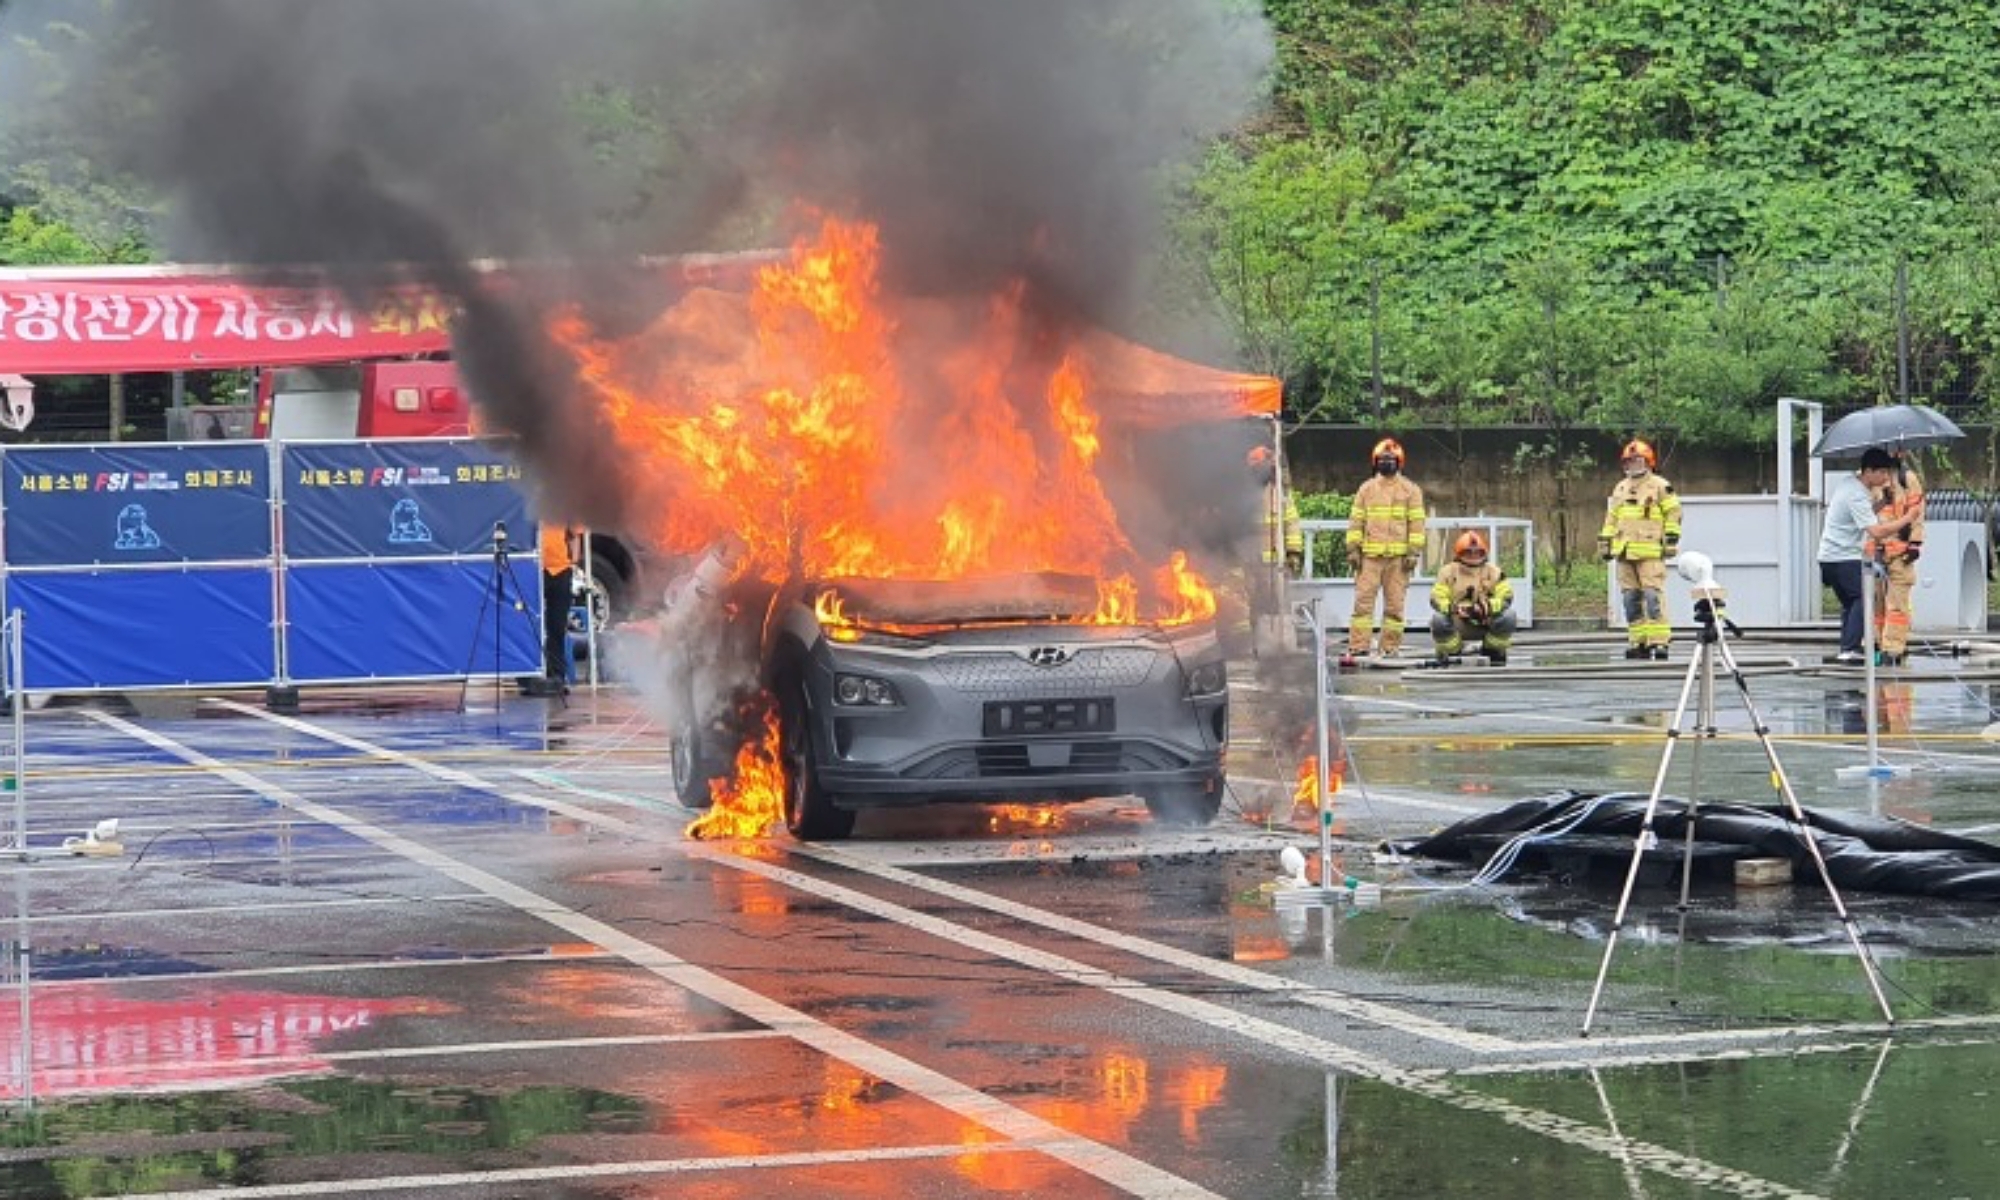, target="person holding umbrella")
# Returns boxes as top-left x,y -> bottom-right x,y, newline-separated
1818,450 -> 1900,665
